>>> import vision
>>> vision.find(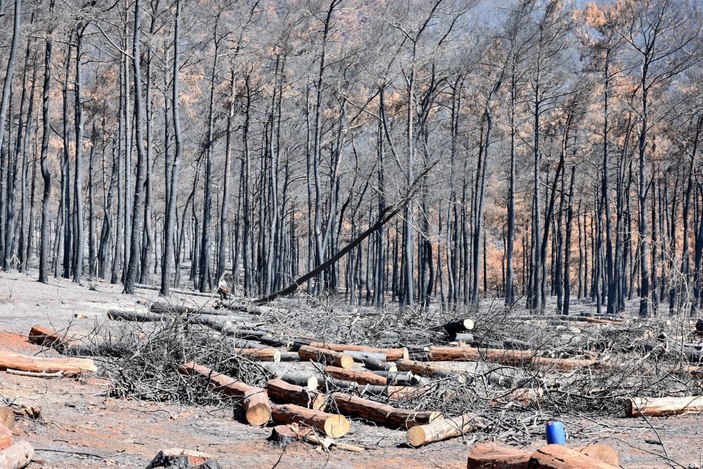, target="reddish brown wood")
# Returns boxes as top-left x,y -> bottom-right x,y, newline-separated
308,342 -> 409,361
265,379 -> 326,410
466,441 -> 531,469
298,346 -> 354,369
331,392 -> 440,429
0,351 -> 96,375
324,366 -> 387,385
